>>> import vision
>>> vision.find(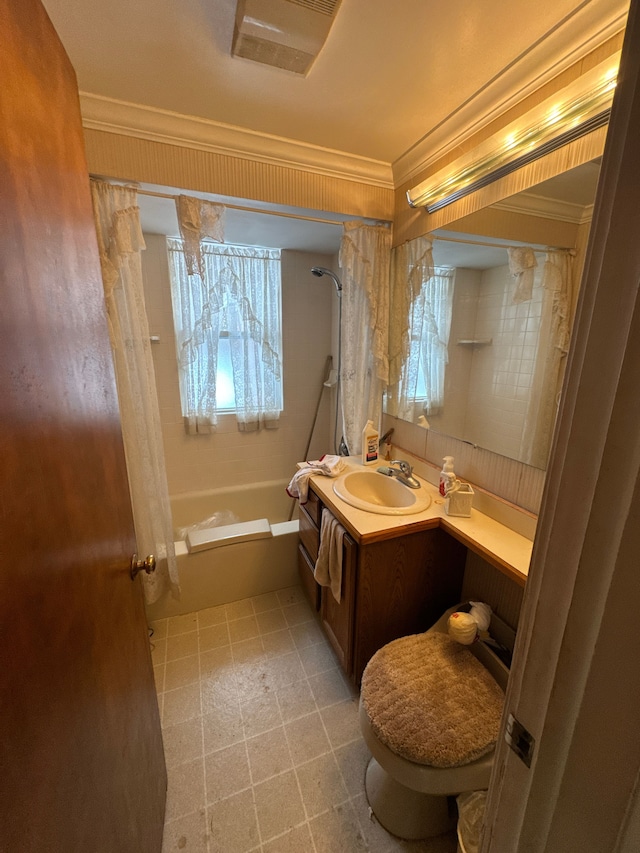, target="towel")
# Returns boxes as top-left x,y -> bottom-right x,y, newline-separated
286,454 -> 346,504
314,508 -> 345,603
